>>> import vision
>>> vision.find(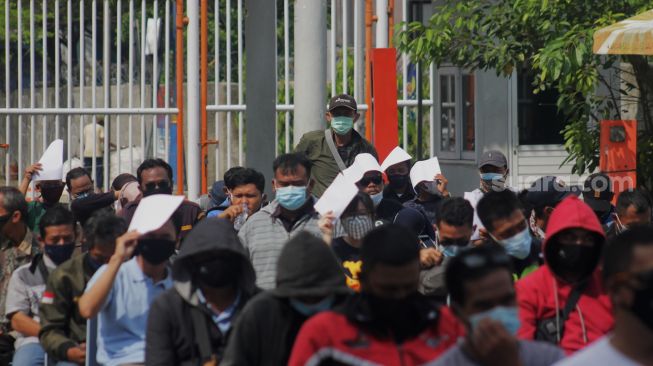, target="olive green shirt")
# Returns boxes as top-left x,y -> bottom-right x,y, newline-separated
294,129 -> 377,197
